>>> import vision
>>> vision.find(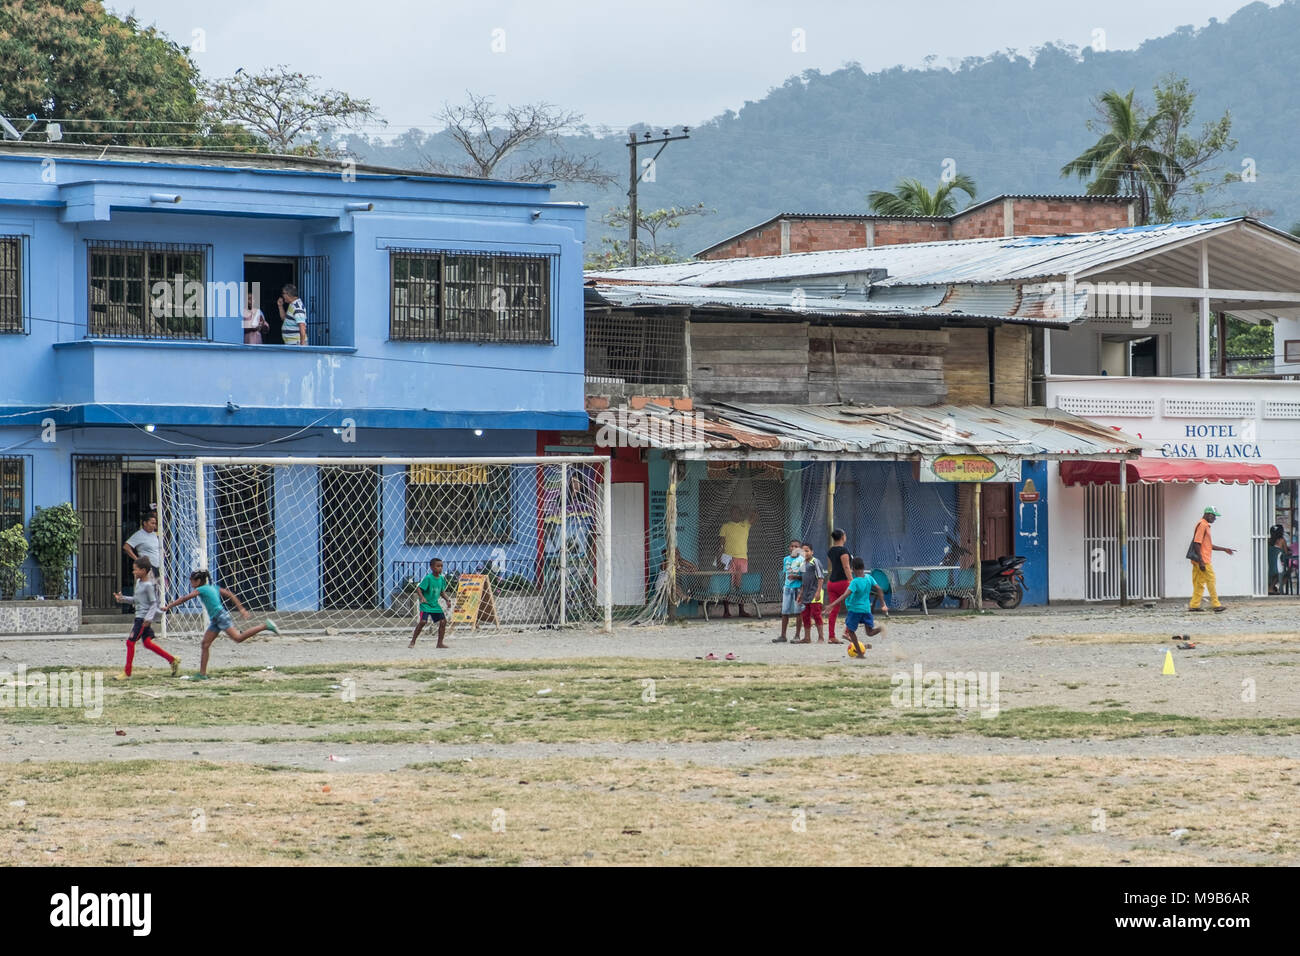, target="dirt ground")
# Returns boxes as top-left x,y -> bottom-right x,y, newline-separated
1,600 -> 1297,865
